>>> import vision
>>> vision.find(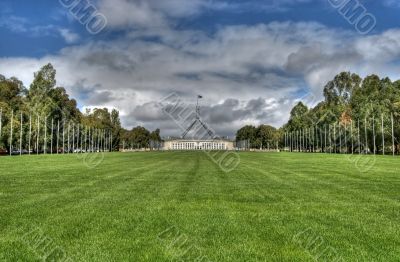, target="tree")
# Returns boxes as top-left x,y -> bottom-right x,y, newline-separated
28,63 -> 58,117
50,87 -> 81,122
323,72 -> 361,106
110,109 -> 122,151
236,125 -> 257,148
257,125 -> 277,149
0,64 -> 124,153
0,76 -> 26,110
150,129 -> 161,142
286,102 -> 309,131
81,108 -> 122,151
0,76 -> 26,150
235,71 -> 400,154
130,126 -> 150,149
149,129 -> 162,150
